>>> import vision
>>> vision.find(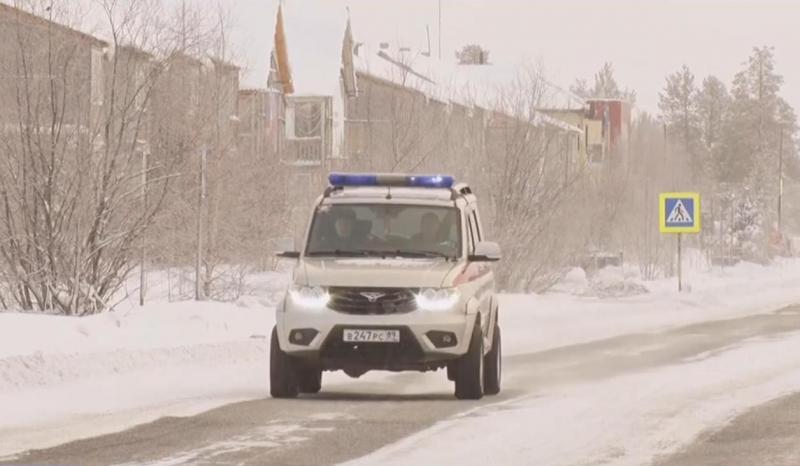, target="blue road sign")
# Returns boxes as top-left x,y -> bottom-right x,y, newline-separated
660,192 -> 701,233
